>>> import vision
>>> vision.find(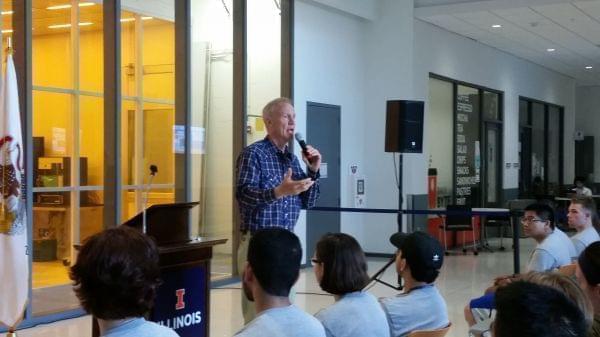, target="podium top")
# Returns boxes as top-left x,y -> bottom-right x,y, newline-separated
124,202 -> 199,246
